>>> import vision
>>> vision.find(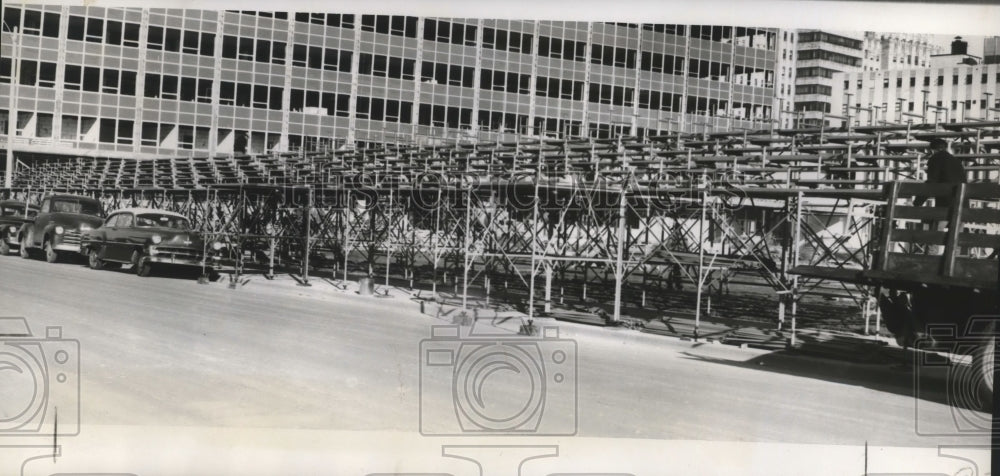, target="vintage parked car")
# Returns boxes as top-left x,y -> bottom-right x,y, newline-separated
80,208 -> 220,277
0,200 -> 39,255
18,194 -> 104,262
